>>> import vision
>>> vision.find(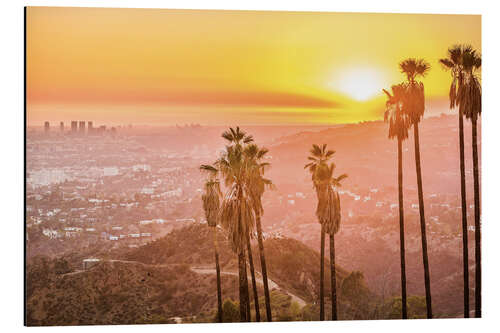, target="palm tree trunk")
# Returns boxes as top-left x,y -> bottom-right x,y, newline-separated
246,235 -> 261,322
236,190 -> 251,322
238,249 -> 249,322
320,224 -> 325,321
413,122 -> 433,318
458,110 -> 470,318
471,117 -> 481,317
329,233 -> 337,320
397,137 -> 408,319
255,214 -> 272,321
244,250 -> 251,321
213,227 -> 223,323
